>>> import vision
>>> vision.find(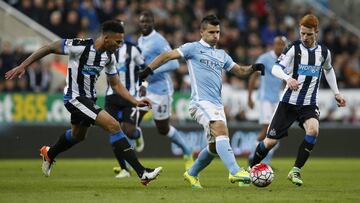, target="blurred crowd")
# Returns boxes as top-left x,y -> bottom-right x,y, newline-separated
0,0 -> 359,122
